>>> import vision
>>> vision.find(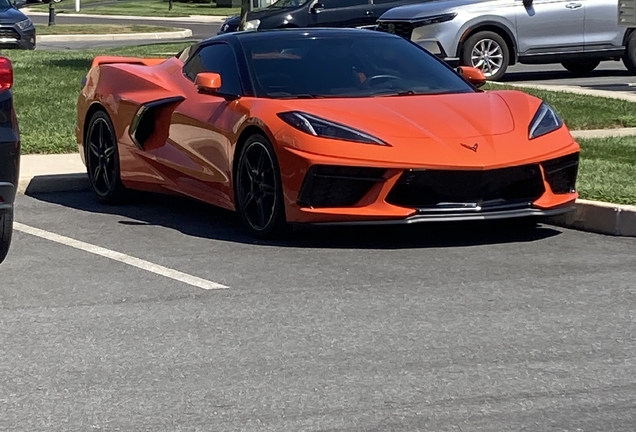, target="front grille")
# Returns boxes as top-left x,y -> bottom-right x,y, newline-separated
542,152 -> 579,194
298,165 -> 386,208
376,21 -> 414,40
0,28 -> 19,40
386,164 -> 545,210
